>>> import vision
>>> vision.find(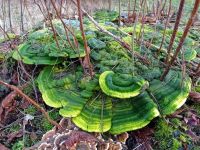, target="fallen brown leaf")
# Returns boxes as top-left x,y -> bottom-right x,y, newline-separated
189,91 -> 200,102
0,91 -> 17,124
7,129 -> 23,143
116,132 -> 129,143
0,144 -> 10,150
